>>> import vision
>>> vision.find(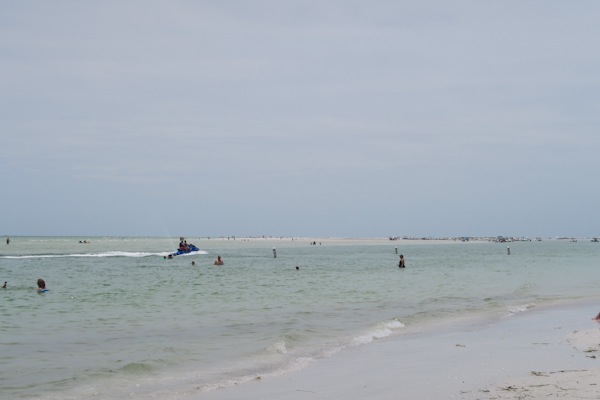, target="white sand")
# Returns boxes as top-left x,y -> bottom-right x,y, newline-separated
474,369 -> 599,399
475,328 -> 600,399
193,301 -> 600,400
